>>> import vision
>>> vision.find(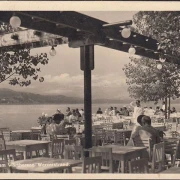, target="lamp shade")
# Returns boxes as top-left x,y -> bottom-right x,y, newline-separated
157,64 -> 162,69
128,47 -> 136,55
9,16 -> 21,28
49,47 -> 56,56
121,28 -> 131,38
